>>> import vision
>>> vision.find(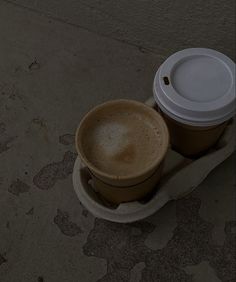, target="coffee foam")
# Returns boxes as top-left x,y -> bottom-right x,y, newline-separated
81,111 -> 162,177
